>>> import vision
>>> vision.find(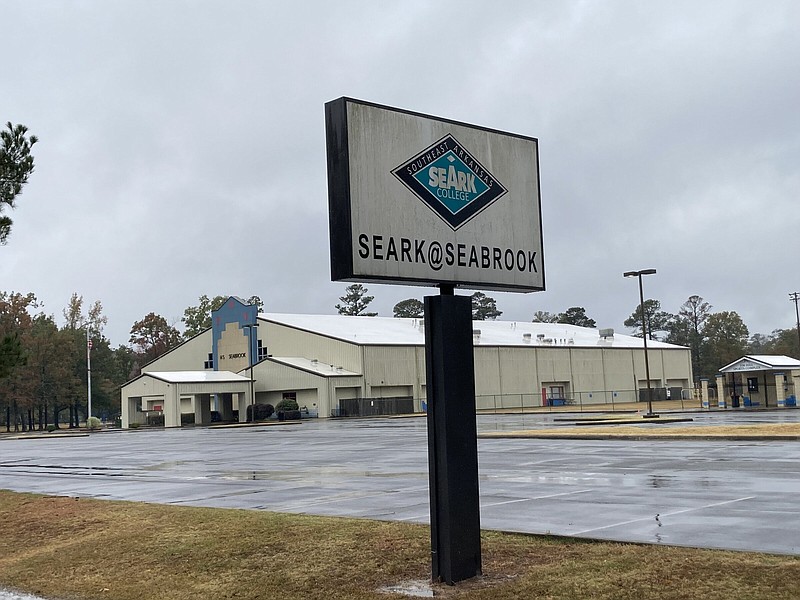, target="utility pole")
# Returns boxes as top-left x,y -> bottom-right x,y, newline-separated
790,292 -> 800,355
87,330 -> 93,421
